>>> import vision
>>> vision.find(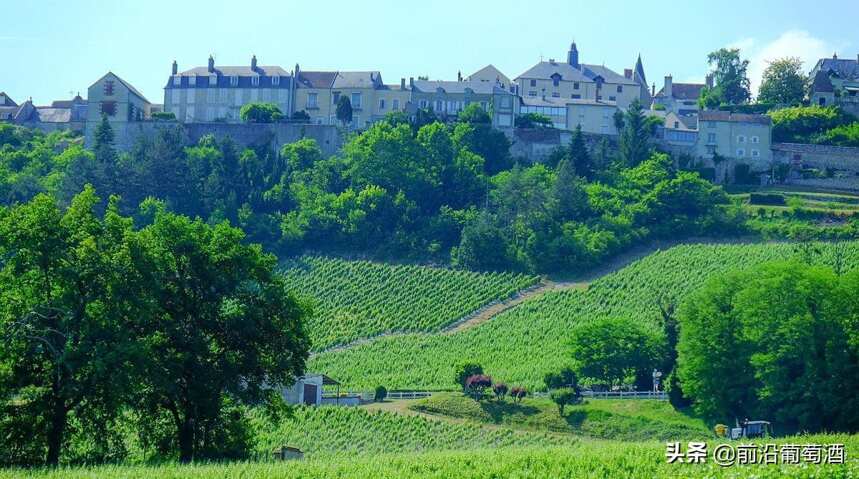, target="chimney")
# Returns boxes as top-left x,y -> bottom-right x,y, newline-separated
624,68 -> 633,79
664,75 -> 673,98
207,55 -> 215,73
458,70 -> 462,82
651,83 -> 655,97
294,63 -> 300,77
400,77 -> 406,89
172,60 -> 178,75
251,54 -> 258,71
705,73 -> 714,89
409,77 -> 414,88
568,42 -> 579,69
